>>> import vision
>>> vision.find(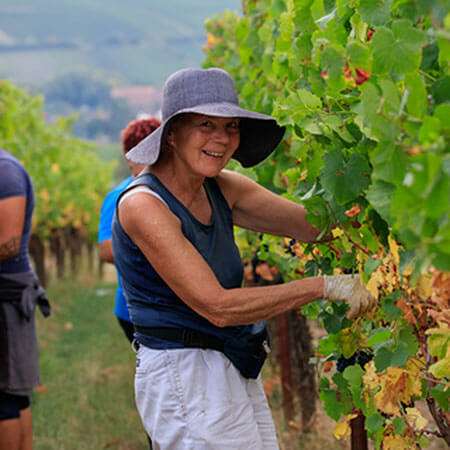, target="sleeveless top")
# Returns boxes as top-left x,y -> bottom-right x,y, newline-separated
112,173 -> 260,349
